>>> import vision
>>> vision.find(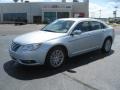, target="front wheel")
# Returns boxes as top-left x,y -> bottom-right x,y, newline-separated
102,38 -> 112,53
45,47 -> 66,68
